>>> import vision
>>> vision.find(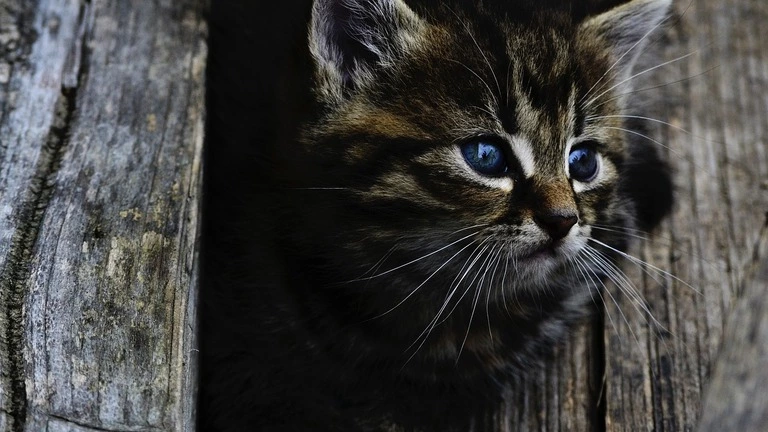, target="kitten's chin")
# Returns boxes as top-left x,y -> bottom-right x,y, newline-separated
511,236 -> 587,287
